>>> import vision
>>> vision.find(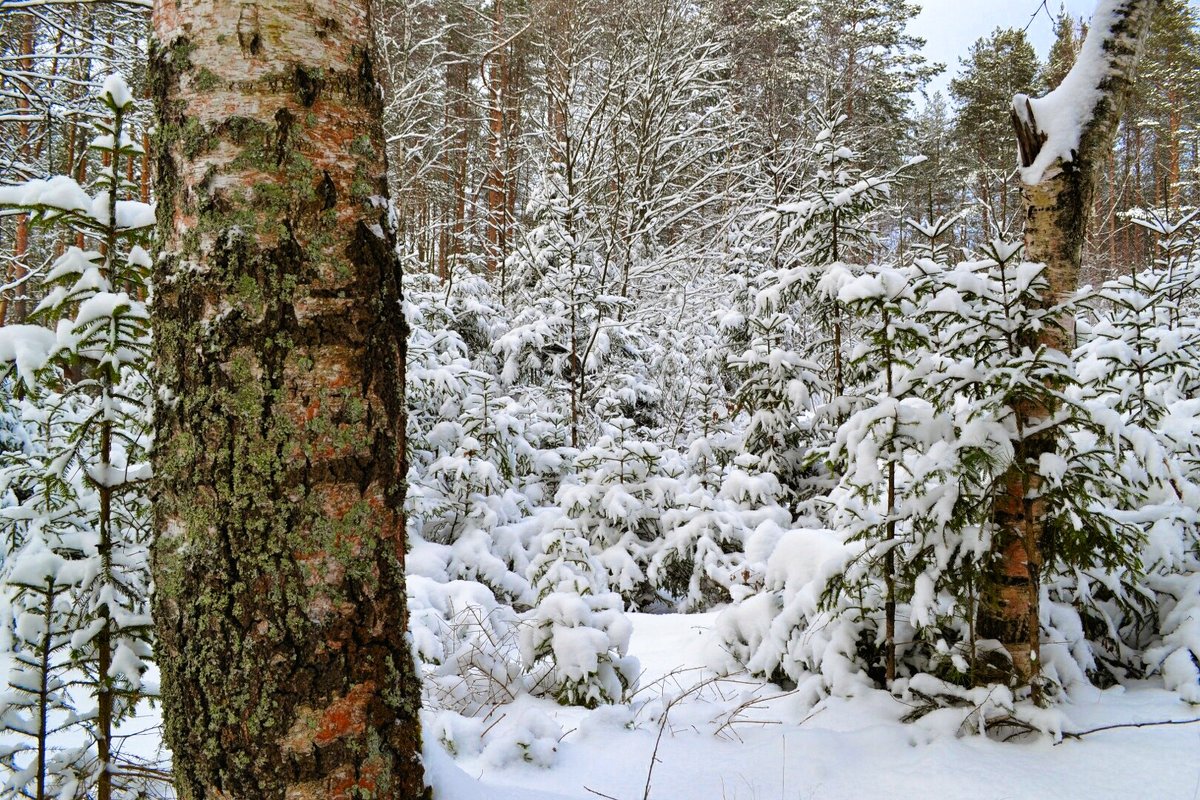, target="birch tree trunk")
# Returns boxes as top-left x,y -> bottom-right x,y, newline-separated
149,0 -> 425,797
981,0 -> 1157,699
